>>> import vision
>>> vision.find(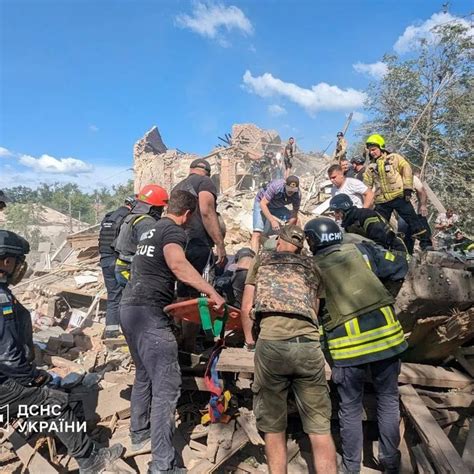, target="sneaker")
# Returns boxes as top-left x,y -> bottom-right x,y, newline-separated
79,443 -> 124,474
